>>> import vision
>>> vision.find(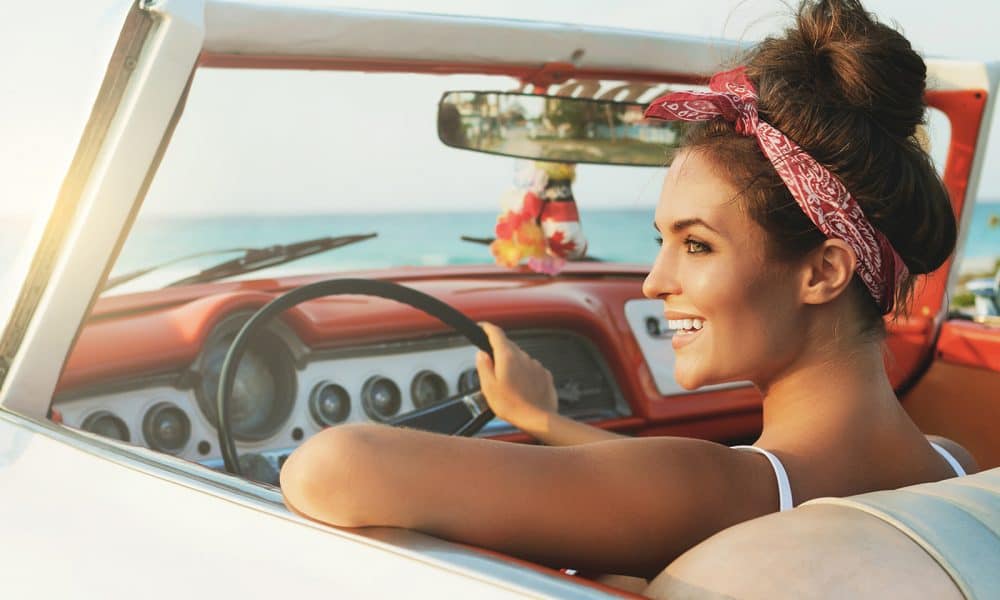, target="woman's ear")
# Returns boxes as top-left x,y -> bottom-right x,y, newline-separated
800,239 -> 857,306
